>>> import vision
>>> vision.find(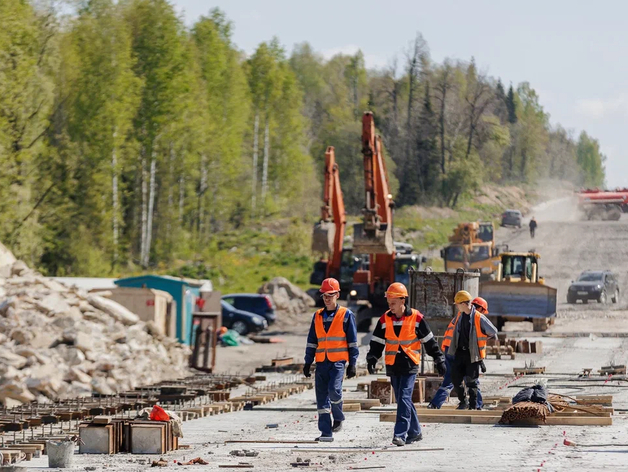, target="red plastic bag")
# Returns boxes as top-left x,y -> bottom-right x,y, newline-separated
149,405 -> 170,422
